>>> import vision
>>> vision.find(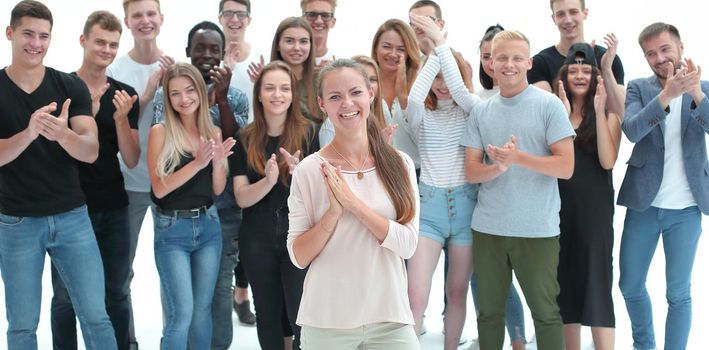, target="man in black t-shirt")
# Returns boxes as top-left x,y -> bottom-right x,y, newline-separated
0,1 -> 117,349
528,0 -> 626,117
49,10 -> 140,350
